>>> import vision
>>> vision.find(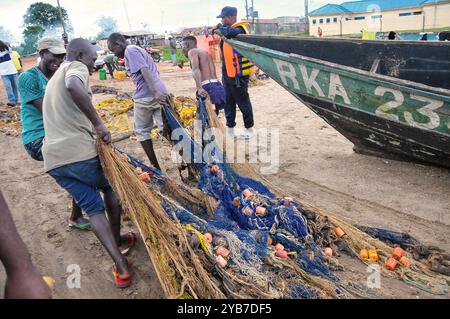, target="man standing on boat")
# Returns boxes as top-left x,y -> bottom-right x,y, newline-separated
214,6 -> 256,139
